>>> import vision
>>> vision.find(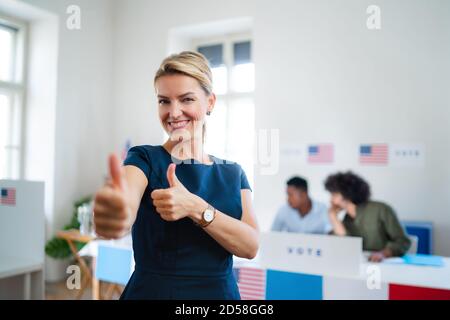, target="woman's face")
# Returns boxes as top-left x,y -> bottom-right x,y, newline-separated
330,192 -> 350,209
155,74 -> 215,143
